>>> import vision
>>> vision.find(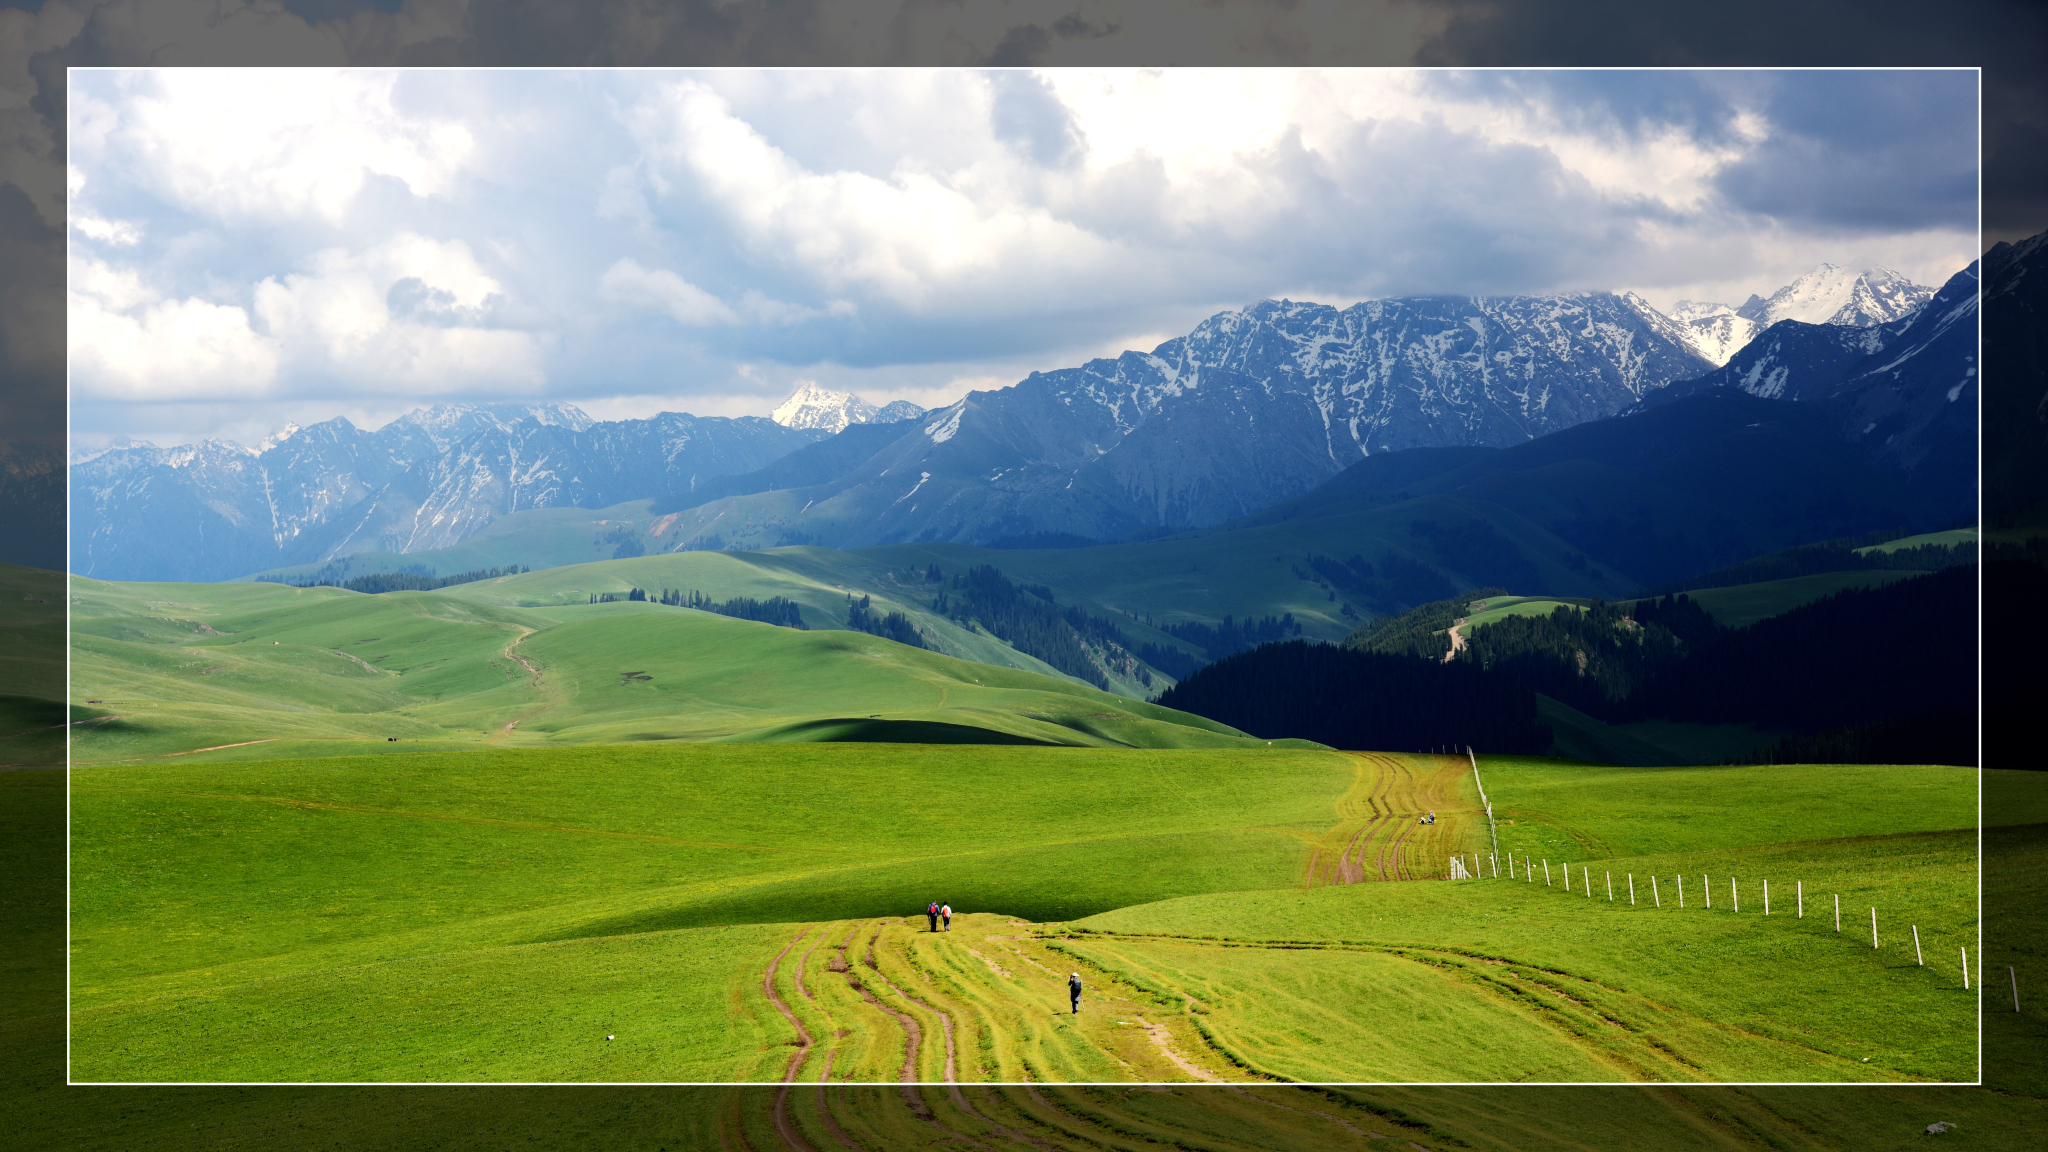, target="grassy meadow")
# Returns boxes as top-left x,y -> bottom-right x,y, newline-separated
69,734 -> 1985,1084
67,573 -> 1281,764
69,742 -> 1354,1081
60,560 -> 1994,1090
